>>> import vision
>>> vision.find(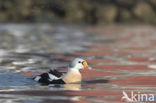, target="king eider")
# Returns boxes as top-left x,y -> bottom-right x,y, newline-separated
34,58 -> 89,84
